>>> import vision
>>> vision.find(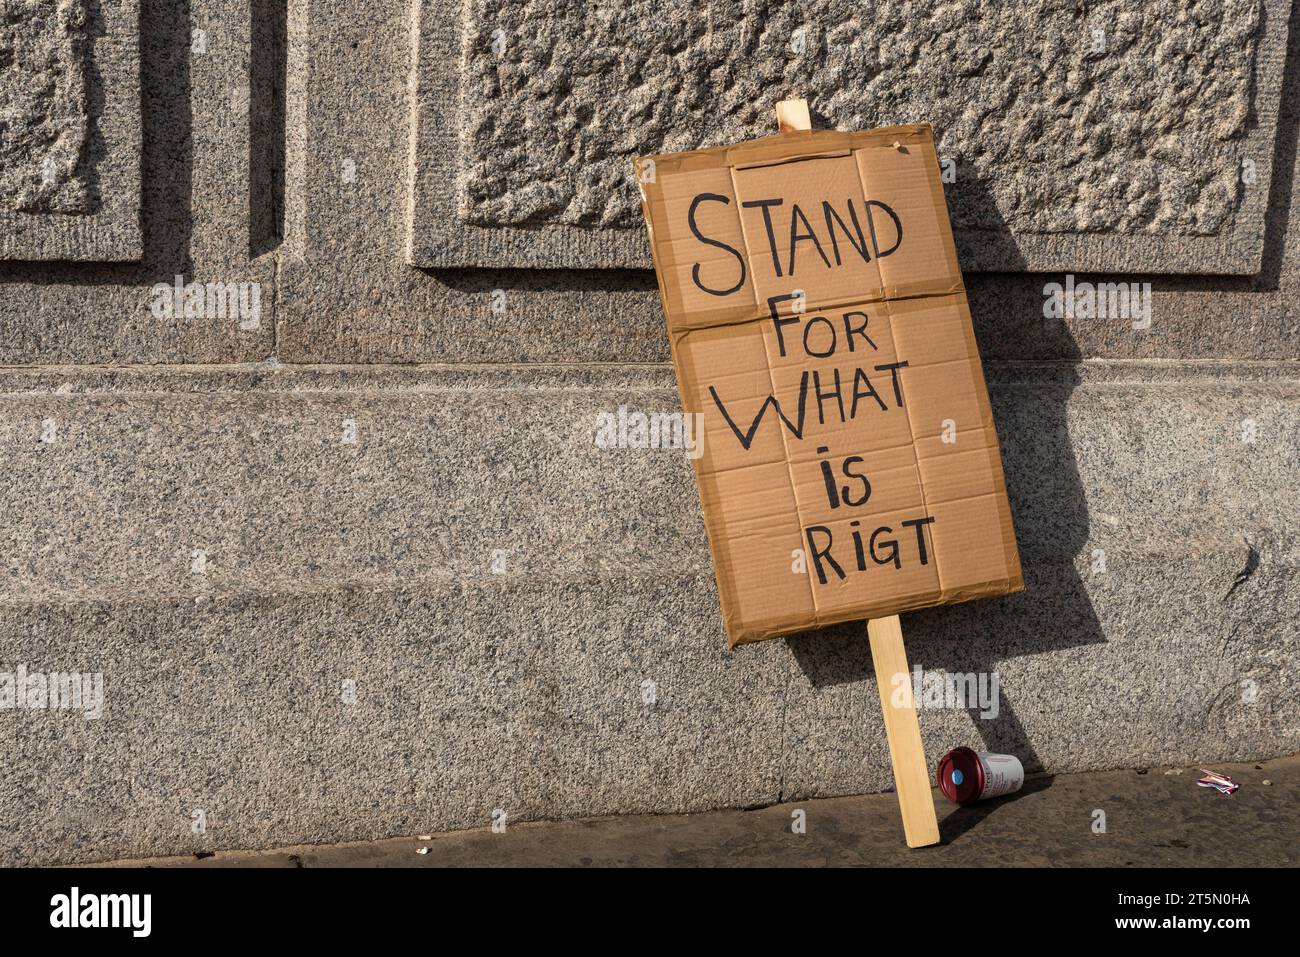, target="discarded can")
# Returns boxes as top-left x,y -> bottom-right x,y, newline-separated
937,747 -> 1025,805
